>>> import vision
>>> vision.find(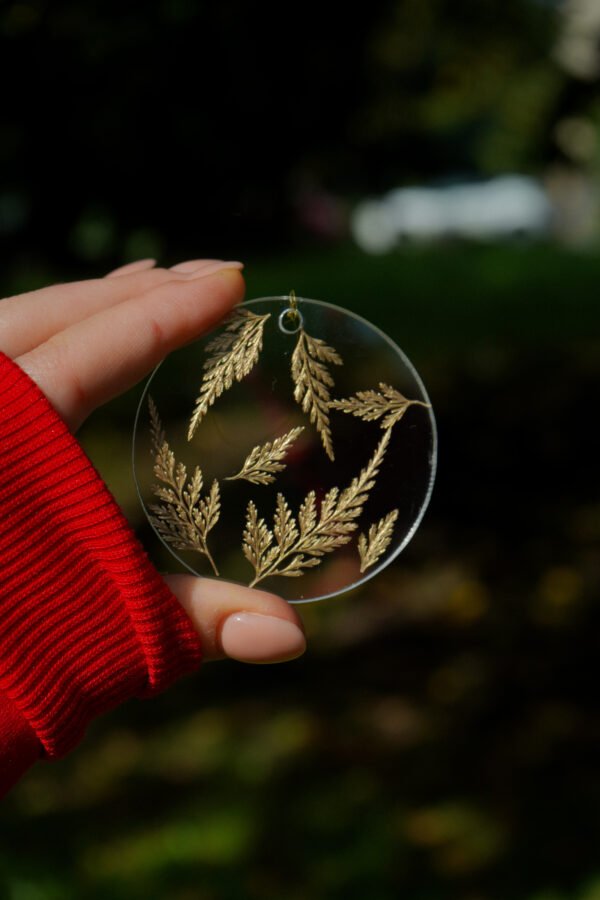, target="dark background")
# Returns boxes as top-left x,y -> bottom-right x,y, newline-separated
1,2 -> 600,898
